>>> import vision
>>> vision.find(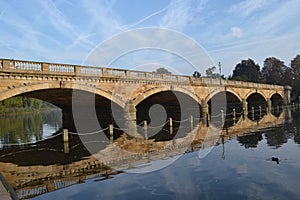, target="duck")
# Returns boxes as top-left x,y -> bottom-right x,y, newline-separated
271,156 -> 280,164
